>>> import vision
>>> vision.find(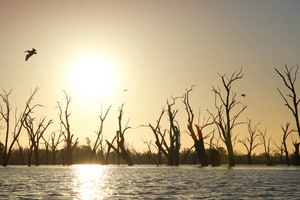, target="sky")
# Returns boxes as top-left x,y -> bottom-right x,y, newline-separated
1,0 -> 300,154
